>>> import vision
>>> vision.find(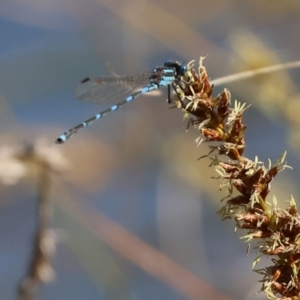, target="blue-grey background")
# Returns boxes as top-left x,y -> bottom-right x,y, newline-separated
1,1 -> 300,299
